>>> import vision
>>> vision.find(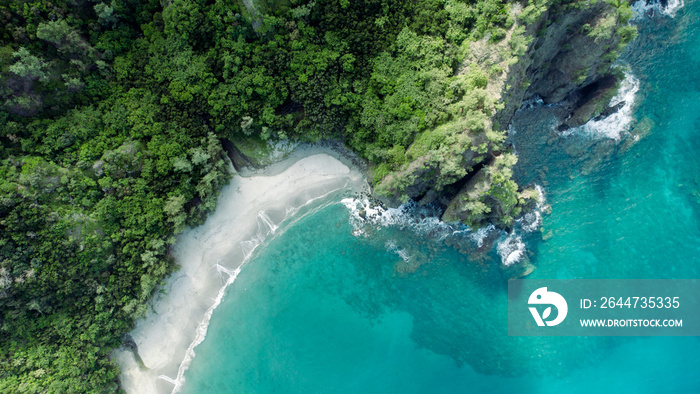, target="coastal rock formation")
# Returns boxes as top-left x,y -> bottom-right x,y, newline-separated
497,0 -> 635,129
442,153 -> 542,228
374,0 -> 637,229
